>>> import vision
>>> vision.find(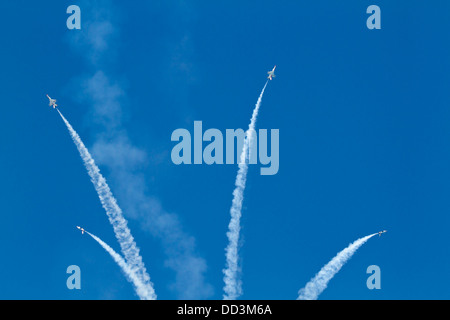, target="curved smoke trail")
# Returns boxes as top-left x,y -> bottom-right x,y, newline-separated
297,233 -> 377,300
223,81 -> 268,300
85,231 -> 152,300
58,109 -> 156,300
